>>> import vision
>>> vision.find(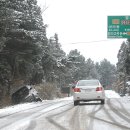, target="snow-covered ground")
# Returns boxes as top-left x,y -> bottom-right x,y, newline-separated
0,90 -> 124,119
0,90 -> 130,130
0,97 -> 73,117
105,90 -> 120,98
